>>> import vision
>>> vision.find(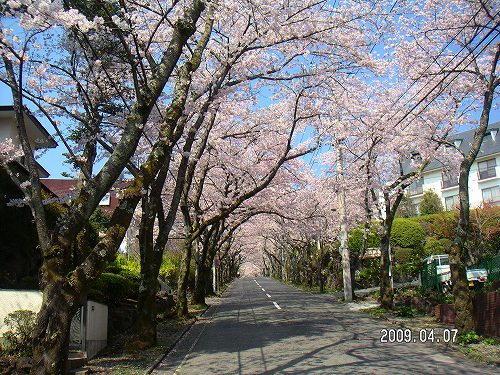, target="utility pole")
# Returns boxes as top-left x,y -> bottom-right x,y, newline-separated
337,139 -> 353,302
